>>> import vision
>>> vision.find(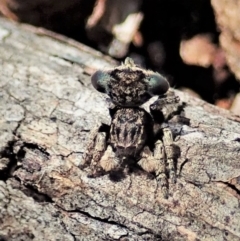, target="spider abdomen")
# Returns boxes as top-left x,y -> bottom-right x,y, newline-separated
109,108 -> 152,158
